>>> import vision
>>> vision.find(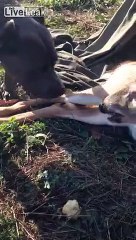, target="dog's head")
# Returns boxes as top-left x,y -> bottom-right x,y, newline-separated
0,18 -> 65,98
